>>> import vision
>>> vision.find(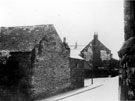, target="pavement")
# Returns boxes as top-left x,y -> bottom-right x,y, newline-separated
39,76 -> 119,101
